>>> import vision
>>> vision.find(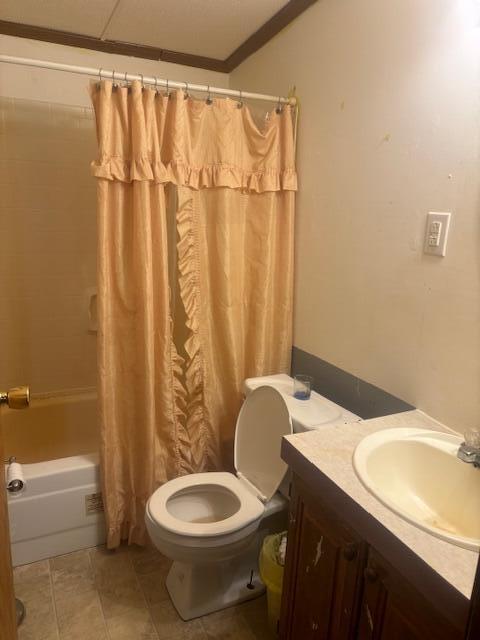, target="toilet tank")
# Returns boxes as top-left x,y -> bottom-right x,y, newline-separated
243,374 -> 361,433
